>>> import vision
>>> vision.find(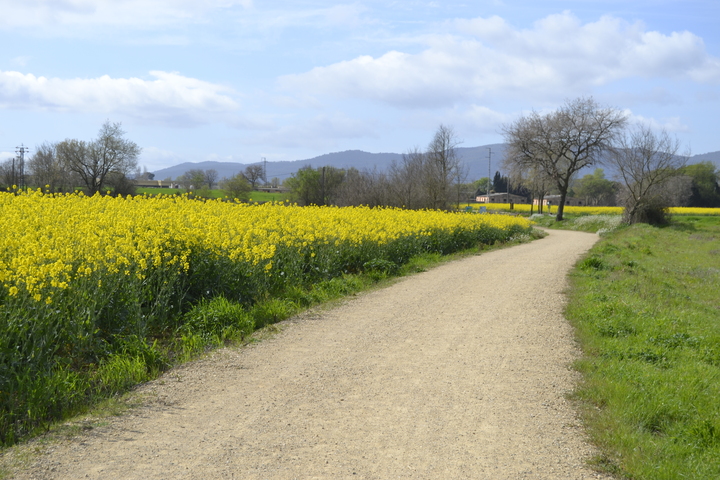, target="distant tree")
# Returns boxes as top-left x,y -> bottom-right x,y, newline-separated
134,165 -> 155,181
503,97 -> 627,220
663,175 -> 693,207
286,165 -> 346,206
336,168 -> 390,207
26,142 -> 76,192
473,177 -> 491,197
57,121 -> 140,195
609,124 -> 689,225
286,166 -> 321,206
492,171 -> 507,194
106,172 -> 137,196
204,169 -> 219,190
221,173 -> 252,201
388,148 -> 426,209
573,168 -> 618,206
424,124 -> 466,210
243,164 -> 265,189
385,125 -> 466,210
506,162 -> 553,214
177,169 -> 206,192
0,158 -> 17,188
681,162 -> 720,207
